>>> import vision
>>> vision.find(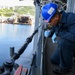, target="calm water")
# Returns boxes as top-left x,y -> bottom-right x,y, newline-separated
0,23 -> 34,66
